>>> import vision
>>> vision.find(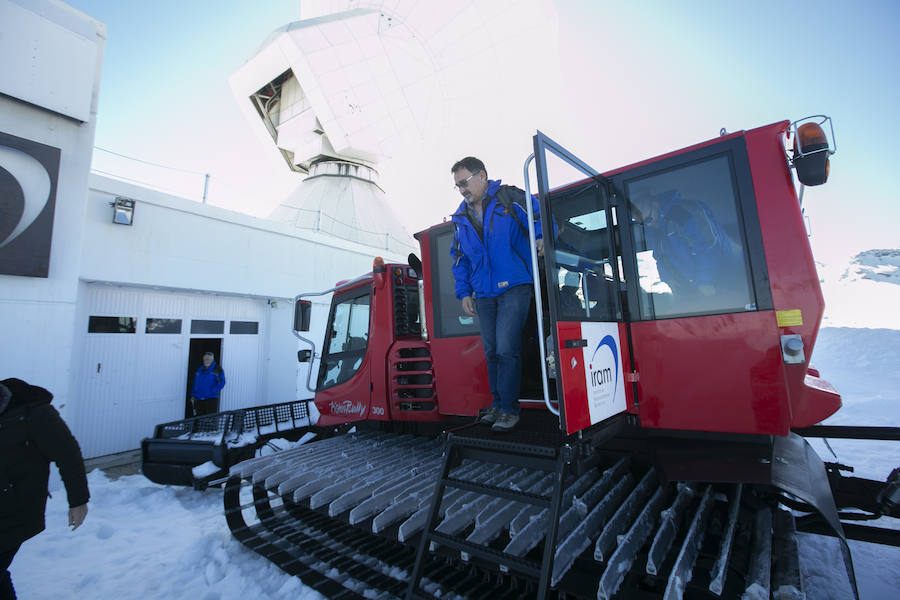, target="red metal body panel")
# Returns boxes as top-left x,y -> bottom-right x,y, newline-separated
431,335 -> 492,415
367,269 -> 394,421
315,366 -> 372,426
630,312 -> 791,434
557,322 -> 588,433
743,123 -> 841,427
417,228 -> 492,416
